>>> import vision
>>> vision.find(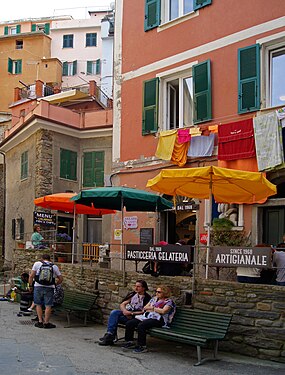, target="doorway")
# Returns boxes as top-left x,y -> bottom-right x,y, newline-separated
263,207 -> 285,246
